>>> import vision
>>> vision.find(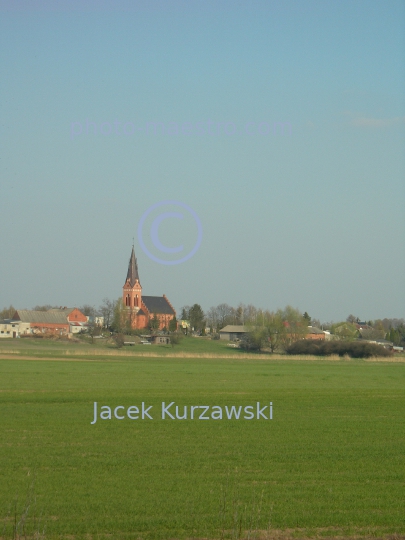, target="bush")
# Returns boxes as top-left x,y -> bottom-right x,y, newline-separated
170,333 -> 183,348
112,333 -> 125,349
239,330 -> 265,351
286,340 -> 392,358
